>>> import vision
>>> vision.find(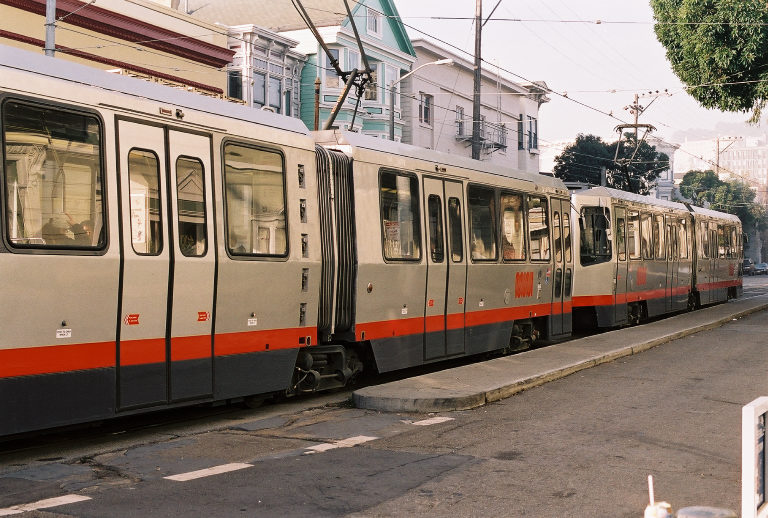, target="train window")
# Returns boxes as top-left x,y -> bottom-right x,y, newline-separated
579,206 -> 610,265
640,213 -> 653,260
563,212 -> 572,263
224,143 -> 287,257
380,171 -> 421,261
678,219 -> 689,259
700,222 -> 709,259
427,195 -> 444,263
667,222 -> 678,260
3,101 -> 105,249
468,185 -> 497,261
616,212 -> 627,262
564,268 -> 572,297
730,227 -> 738,258
718,225 -> 727,259
653,214 -> 665,260
528,195 -> 550,261
627,211 -> 641,260
448,197 -> 463,262
128,149 -> 163,255
553,212 -> 562,263
176,157 -> 207,257
501,193 -> 525,261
